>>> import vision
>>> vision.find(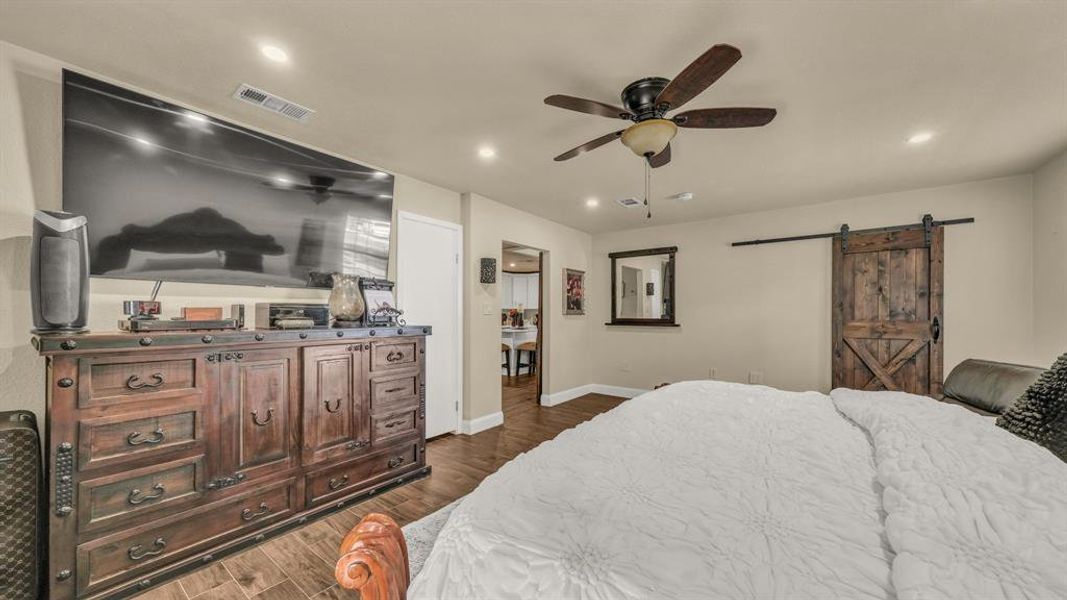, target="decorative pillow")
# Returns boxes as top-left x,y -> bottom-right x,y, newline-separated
996,353 -> 1067,462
